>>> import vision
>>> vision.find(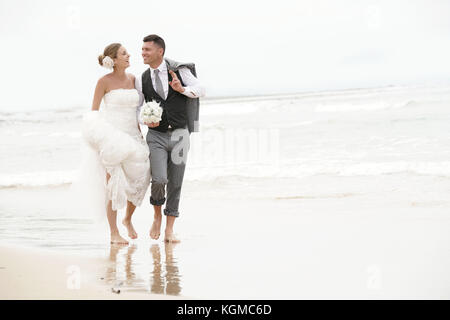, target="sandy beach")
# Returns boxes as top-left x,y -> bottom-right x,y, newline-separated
1,172 -> 450,299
